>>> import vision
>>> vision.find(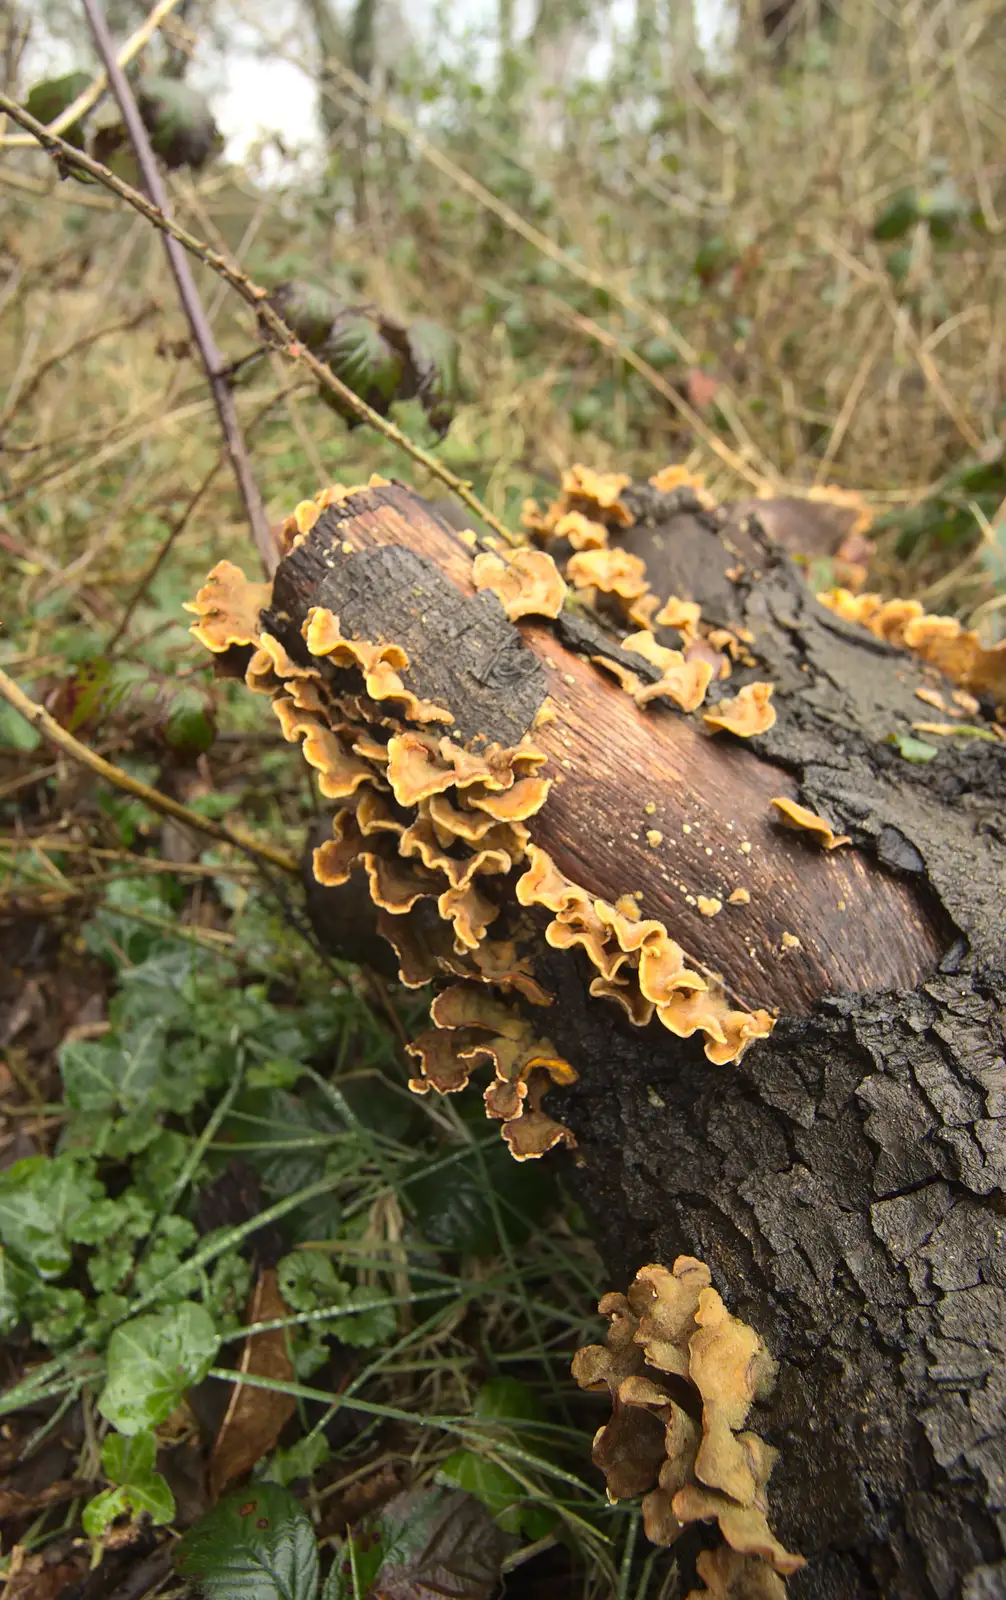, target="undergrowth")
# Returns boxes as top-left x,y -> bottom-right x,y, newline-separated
1,0 -> 1005,1593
